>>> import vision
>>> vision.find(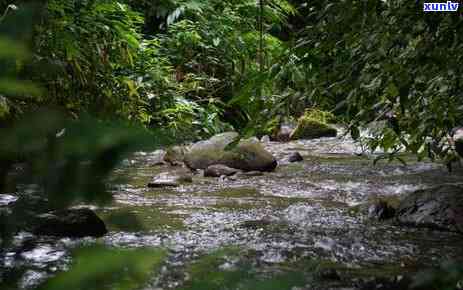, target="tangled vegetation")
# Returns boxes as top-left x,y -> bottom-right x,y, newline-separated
0,0 -> 461,160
